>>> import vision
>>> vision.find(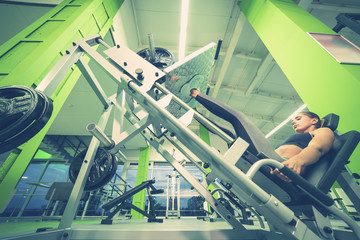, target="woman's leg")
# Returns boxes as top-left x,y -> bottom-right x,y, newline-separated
191,89 -> 241,127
